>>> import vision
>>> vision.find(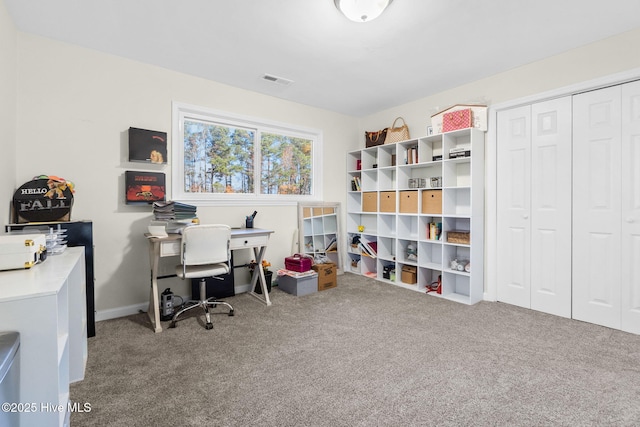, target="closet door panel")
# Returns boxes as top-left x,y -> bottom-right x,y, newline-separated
573,86 -> 622,329
530,98 -> 572,318
497,106 -> 531,308
621,80 -> 640,334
